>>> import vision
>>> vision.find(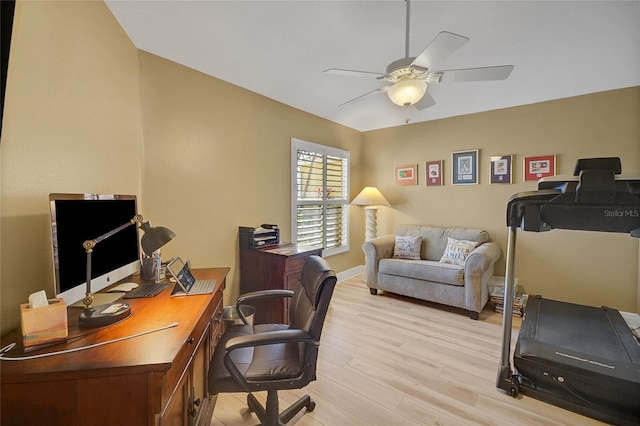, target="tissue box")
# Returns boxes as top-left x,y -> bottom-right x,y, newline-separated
20,298 -> 68,347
